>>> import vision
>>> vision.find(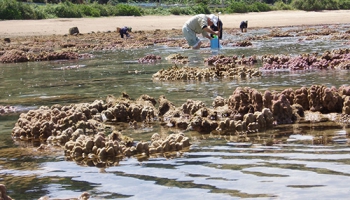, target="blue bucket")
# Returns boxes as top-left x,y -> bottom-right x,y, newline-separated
210,38 -> 221,49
